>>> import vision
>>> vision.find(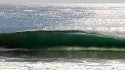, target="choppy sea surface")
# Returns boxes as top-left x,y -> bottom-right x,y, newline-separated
0,4 -> 125,70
